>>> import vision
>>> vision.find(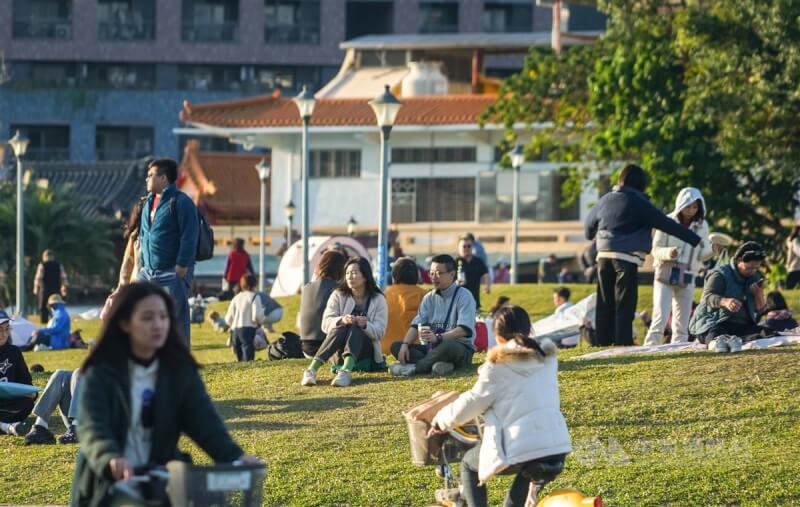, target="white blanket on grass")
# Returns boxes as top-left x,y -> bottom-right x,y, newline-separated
572,335 -> 800,360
